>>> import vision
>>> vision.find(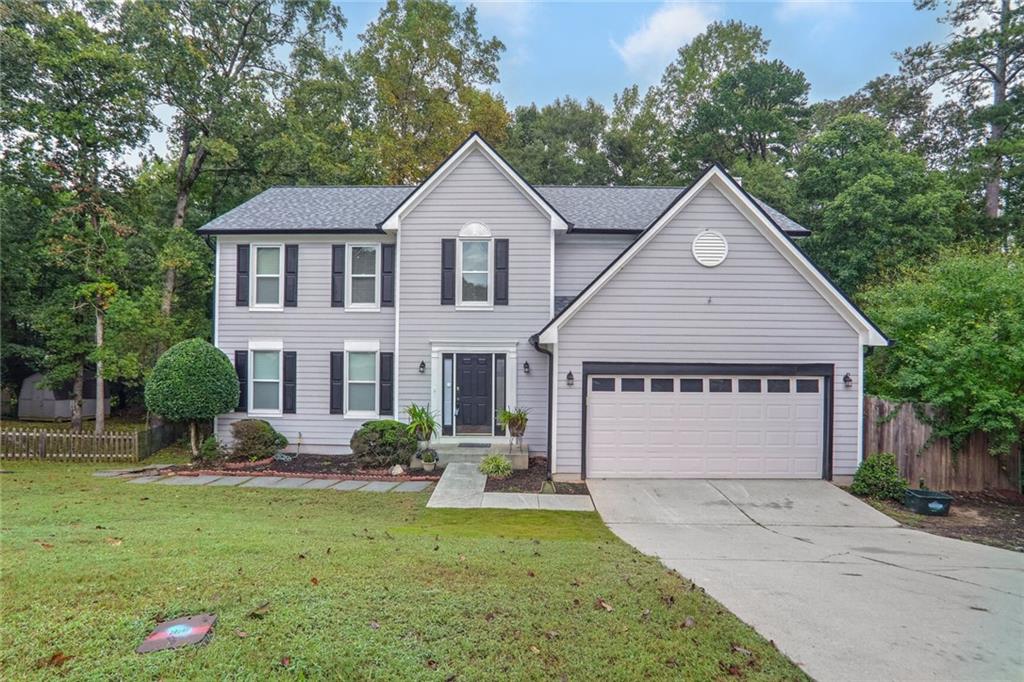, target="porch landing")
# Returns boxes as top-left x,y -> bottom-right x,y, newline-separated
416,443 -> 529,470
426,463 -> 594,512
